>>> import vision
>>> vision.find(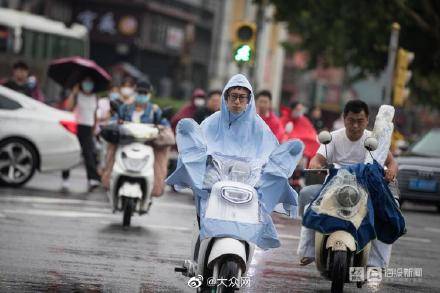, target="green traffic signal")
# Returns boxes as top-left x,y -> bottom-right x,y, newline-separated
234,44 -> 252,62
